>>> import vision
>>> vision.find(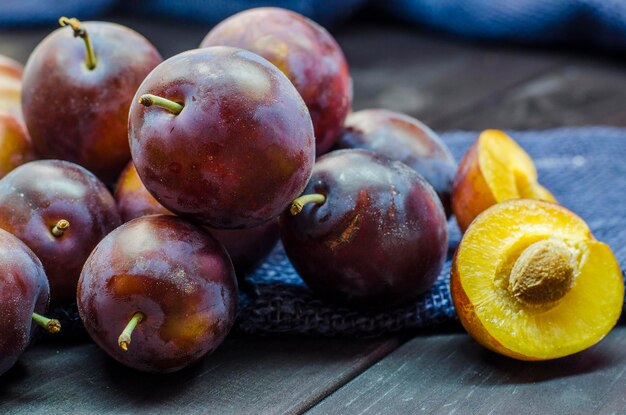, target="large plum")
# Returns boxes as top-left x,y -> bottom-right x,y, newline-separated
280,149 -> 448,308
78,215 -> 237,373
129,46 -> 314,229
